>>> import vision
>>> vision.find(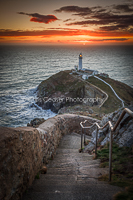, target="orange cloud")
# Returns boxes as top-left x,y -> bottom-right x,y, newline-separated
0,28 -> 133,37
17,12 -> 58,24
0,28 -> 133,44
